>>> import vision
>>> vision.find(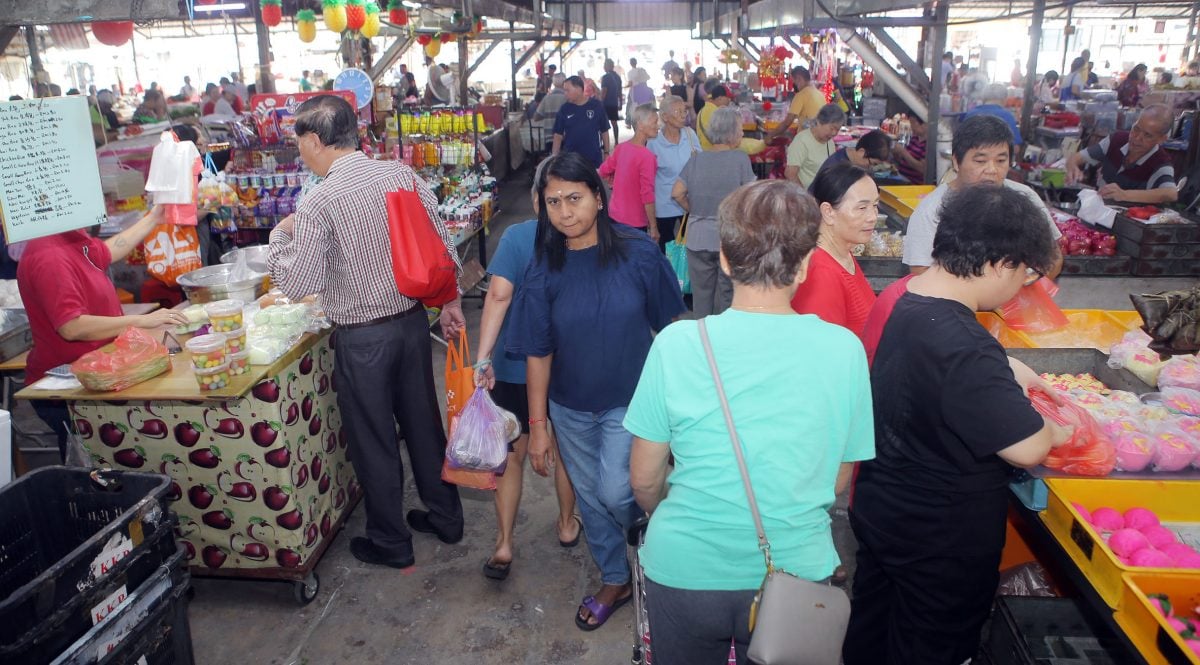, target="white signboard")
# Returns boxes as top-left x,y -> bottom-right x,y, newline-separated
0,96 -> 107,243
